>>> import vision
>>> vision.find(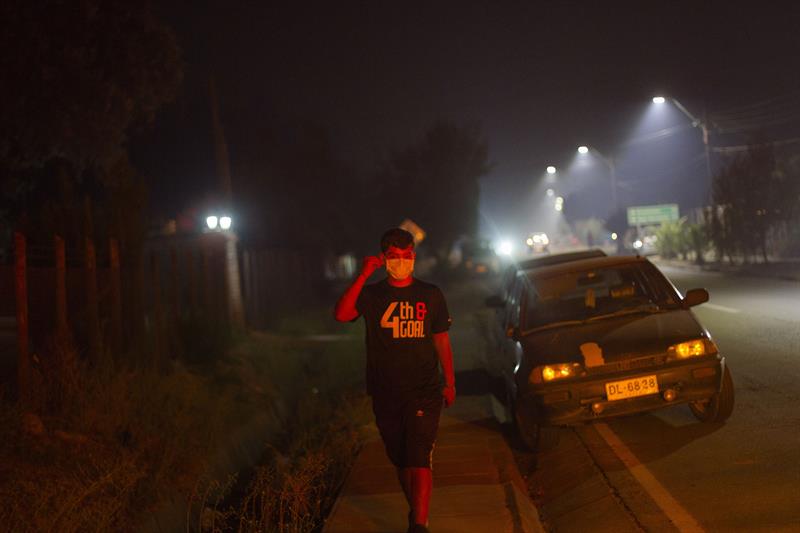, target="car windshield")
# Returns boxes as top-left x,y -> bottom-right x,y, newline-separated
522,262 -> 680,332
